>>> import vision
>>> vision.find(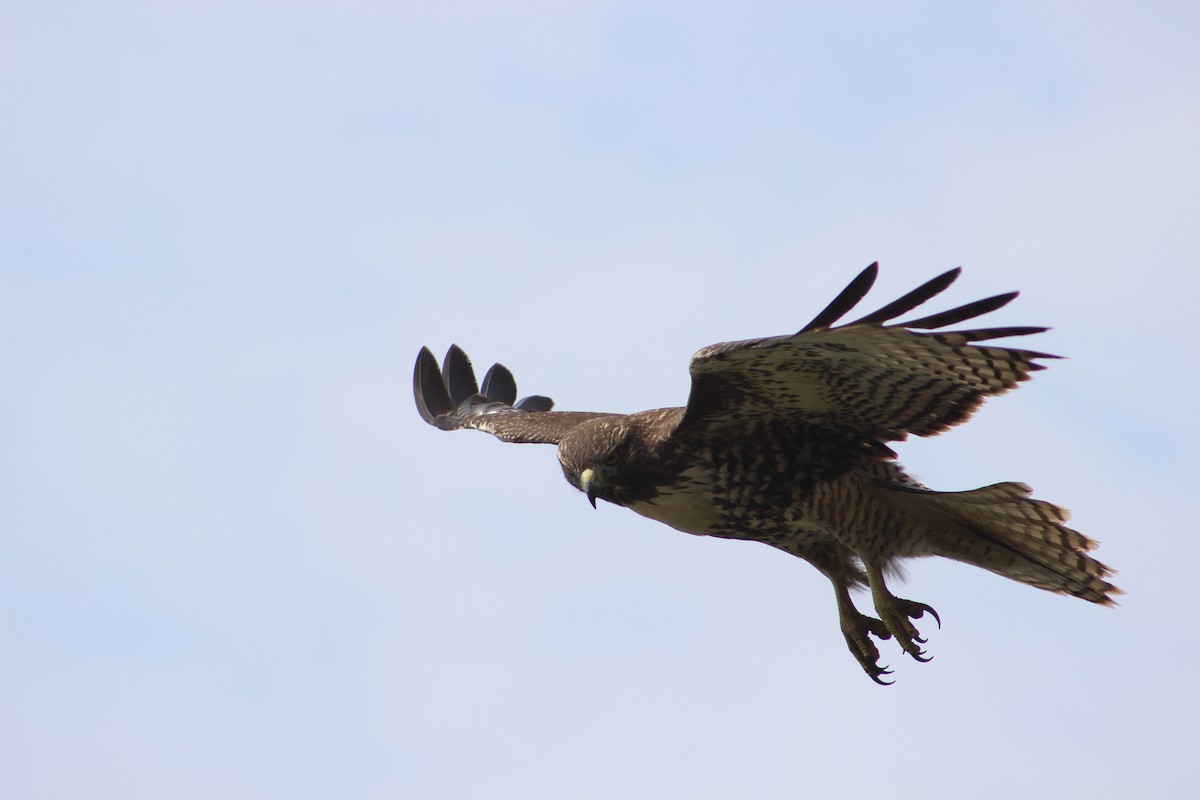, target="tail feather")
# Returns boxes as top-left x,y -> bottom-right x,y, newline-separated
881,481 -> 1120,605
